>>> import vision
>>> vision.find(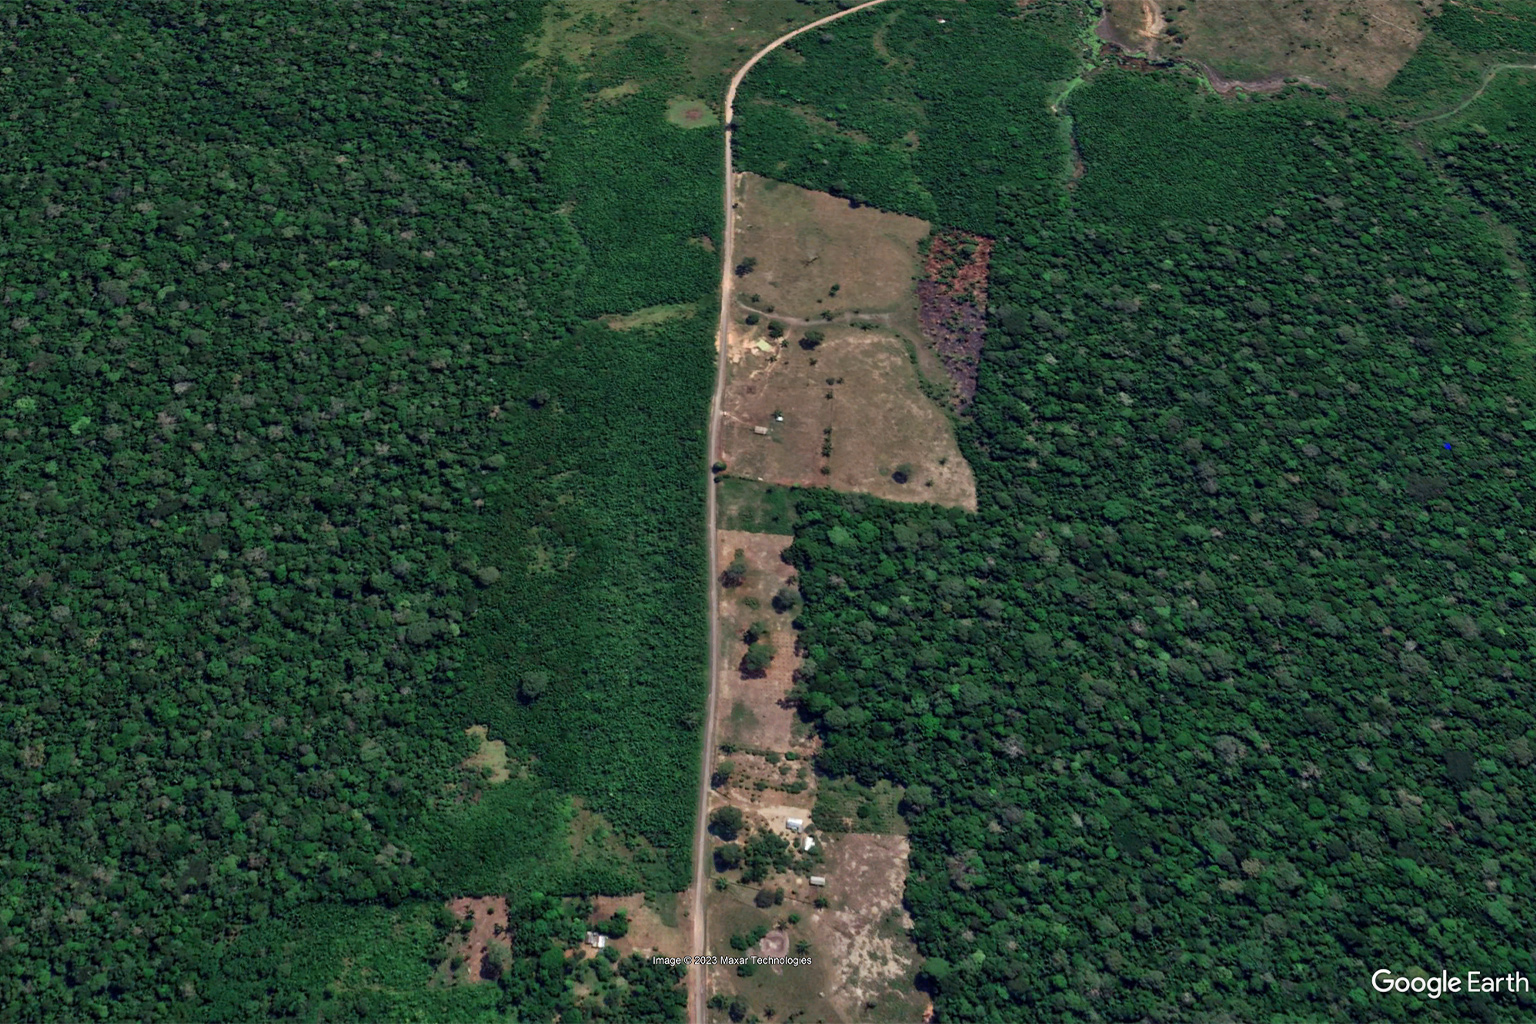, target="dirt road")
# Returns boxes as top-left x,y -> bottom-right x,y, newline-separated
691,2 -> 896,1020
